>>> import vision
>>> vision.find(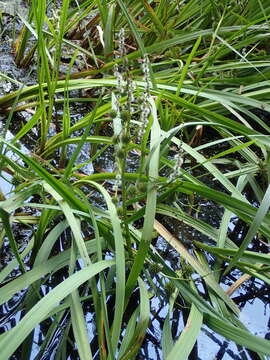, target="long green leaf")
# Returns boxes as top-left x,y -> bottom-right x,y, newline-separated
0,260 -> 114,360
125,97 -> 160,299
167,304 -> 203,360
225,184 -> 270,274
205,314 -> 270,356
